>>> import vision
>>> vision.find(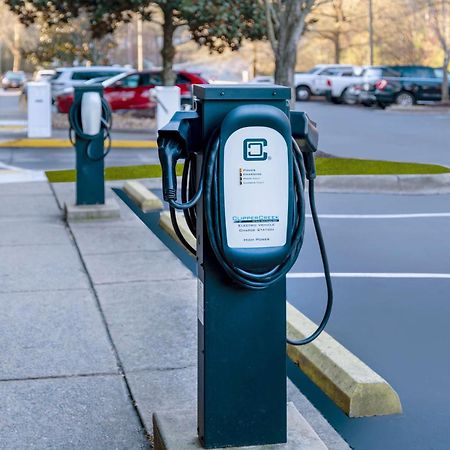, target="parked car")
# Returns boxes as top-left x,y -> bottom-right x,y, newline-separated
358,65 -> 450,107
34,69 -> 56,82
50,66 -> 131,99
2,71 -> 27,90
294,64 -> 355,101
318,66 -> 363,104
55,70 -> 208,113
248,75 -> 274,84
